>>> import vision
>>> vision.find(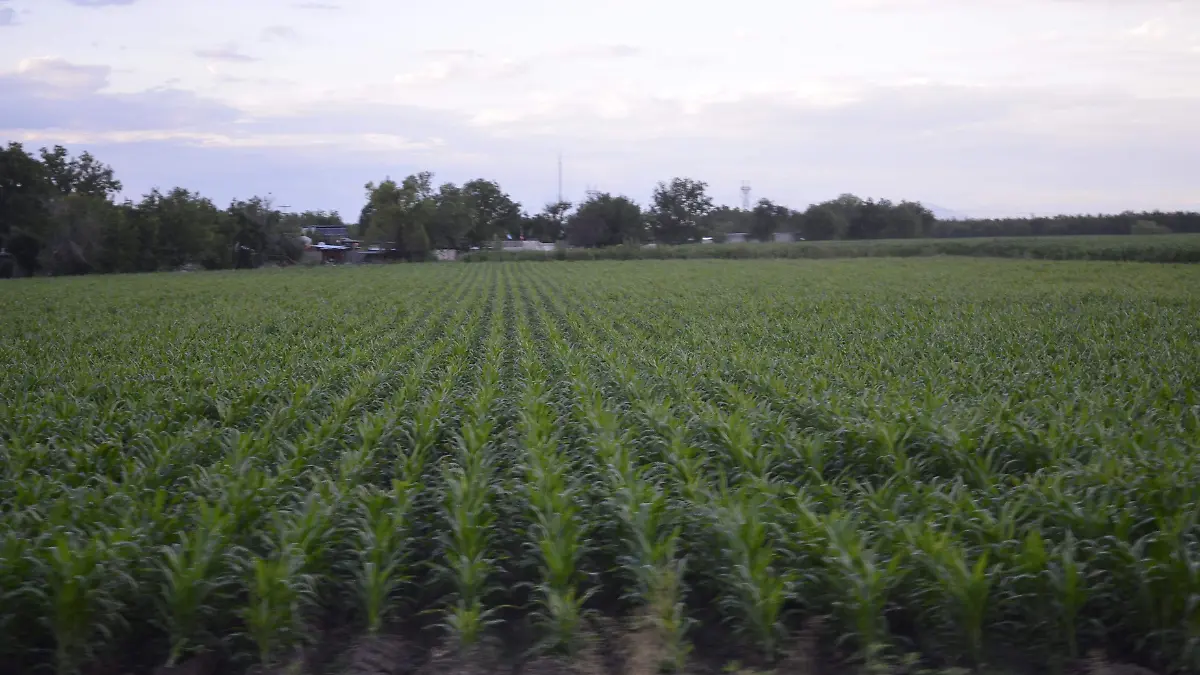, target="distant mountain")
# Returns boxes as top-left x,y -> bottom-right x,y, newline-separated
926,204 -> 972,220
